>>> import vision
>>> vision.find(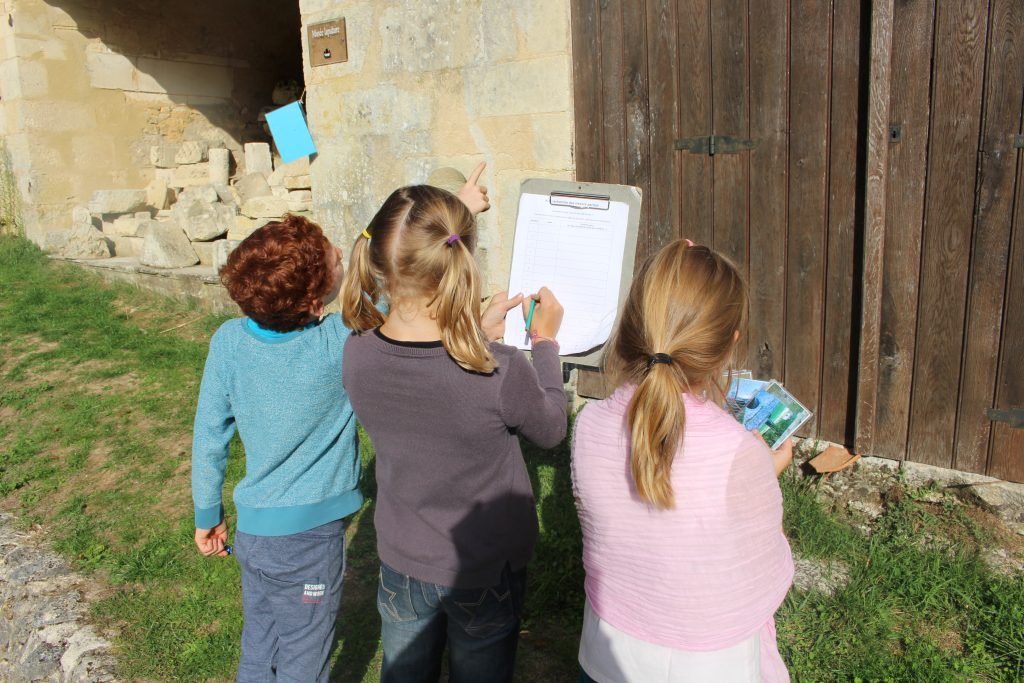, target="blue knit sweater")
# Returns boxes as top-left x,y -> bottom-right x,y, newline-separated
191,314 -> 363,536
